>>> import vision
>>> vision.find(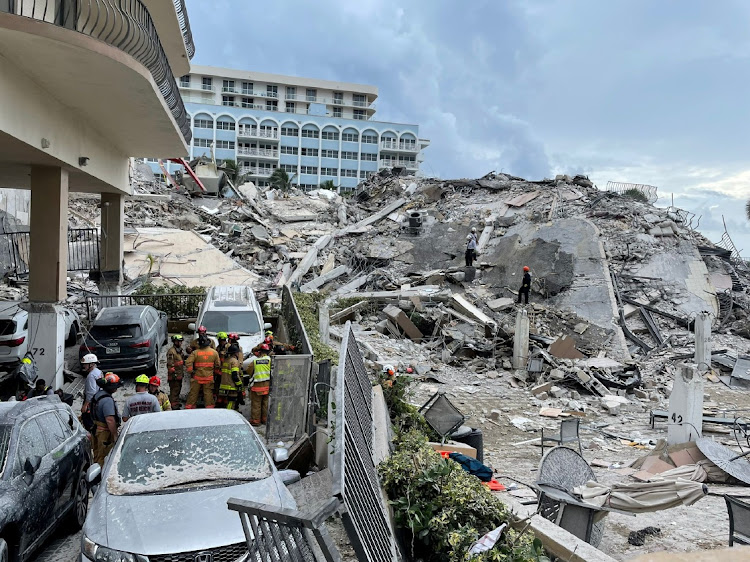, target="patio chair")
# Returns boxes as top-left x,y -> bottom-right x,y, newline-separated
541,418 -> 582,456
725,495 -> 750,546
